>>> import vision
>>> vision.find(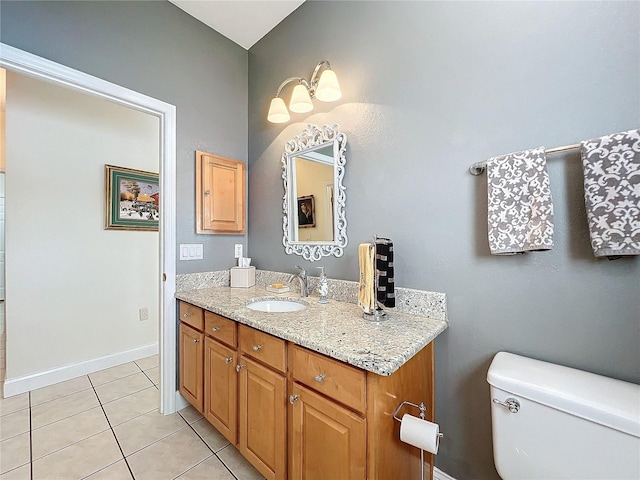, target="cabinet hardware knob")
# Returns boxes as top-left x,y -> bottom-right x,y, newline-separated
192,339 -> 200,344
225,357 -> 233,364
252,345 -> 263,351
236,364 -> 245,372
289,394 -> 299,405
204,190 -> 210,195
315,374 -> 326,383
211,327 -> 221,332
183,313 -> 191,318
